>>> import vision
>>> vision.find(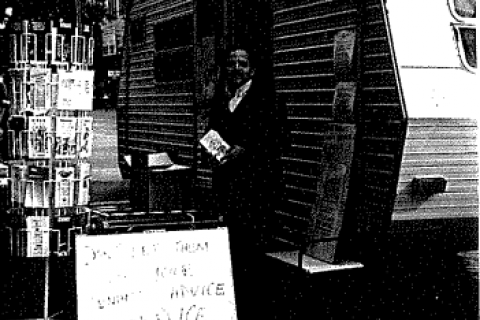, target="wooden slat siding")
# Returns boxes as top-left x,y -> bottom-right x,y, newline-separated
271,210 -> 311,244
274,0 -> 407,240
117,0 -> 195,167
271,0 -> 369,244
393,205 -> 479,220
360,1 -> 402,122
395,193 -> 479,207
121,79 -> 192,91
117,113 -> 194,126
344,0 -> 407,235
124,48 -> 155,59
191,0 -> 223,207
118,122 -> 194,136
393,118 -> 479,220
